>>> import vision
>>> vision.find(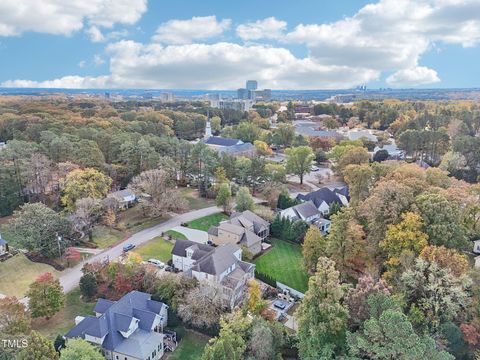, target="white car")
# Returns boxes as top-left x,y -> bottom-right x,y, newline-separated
311,165 -> 320,171
147,259 -> 165,268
